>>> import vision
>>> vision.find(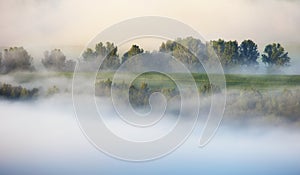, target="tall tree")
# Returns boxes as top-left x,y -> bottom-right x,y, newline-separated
159,37 -> 206,71
238,39 -> 259,66
211,39 -> 239,67
42,49 -> 66,71
262,43 -> 290,67
42,49 -> 76,72
1,47 -> 34,73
